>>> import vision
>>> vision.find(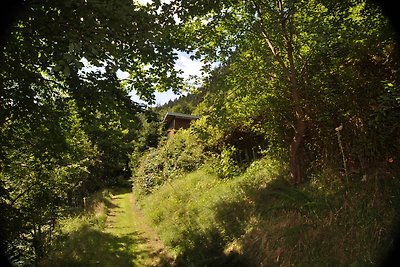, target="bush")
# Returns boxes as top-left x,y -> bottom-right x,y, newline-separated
204,146 -> 241,179
132,129 -> 205,195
